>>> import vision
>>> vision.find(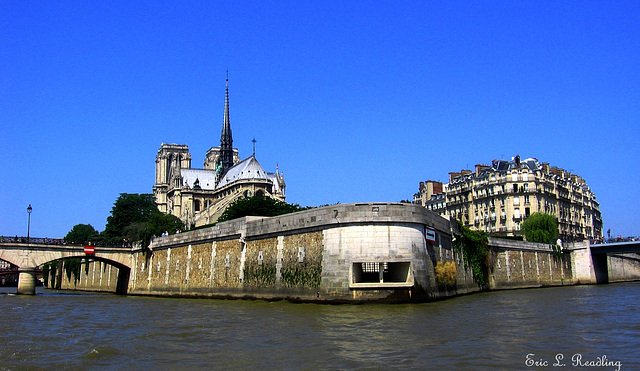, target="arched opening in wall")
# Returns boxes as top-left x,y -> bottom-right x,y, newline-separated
194,200 -> 201,212
256,190 -> 264,197
244,190 -> 251,198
